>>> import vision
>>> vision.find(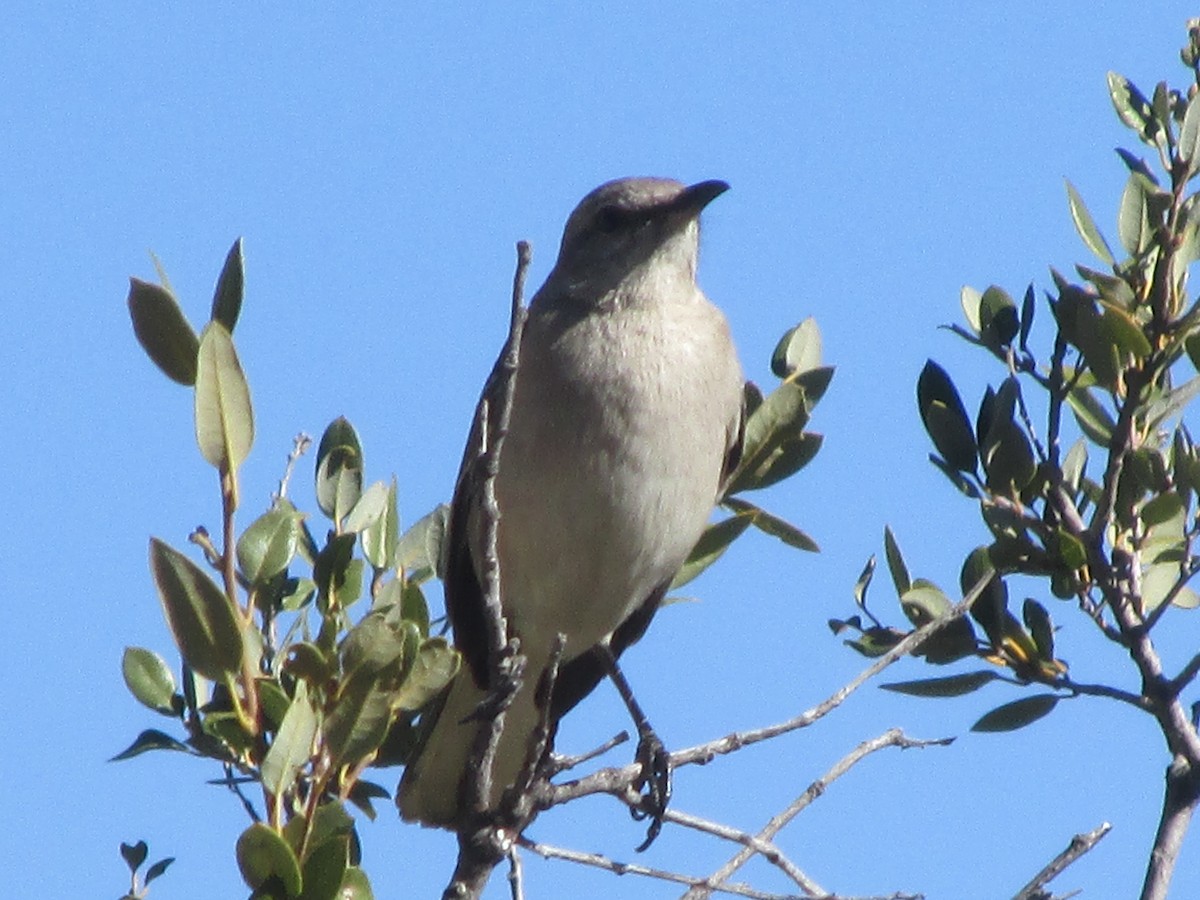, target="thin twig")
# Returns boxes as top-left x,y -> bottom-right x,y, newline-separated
547,731 -> 631,776
443,241 -> 533,900
664,807 -> 821,896
517,838 -> 806,900
273,432 -> 312,502
546,576 -> 987,808
1011,821 -> 1112,900
508,845 -> 525,900
682,730 -> 951,900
